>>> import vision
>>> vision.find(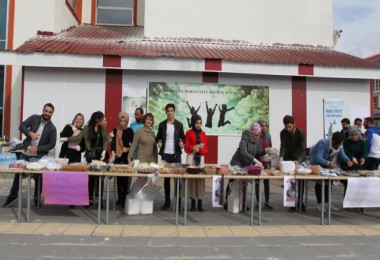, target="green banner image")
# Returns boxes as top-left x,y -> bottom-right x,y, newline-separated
148,82 -> 269,136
